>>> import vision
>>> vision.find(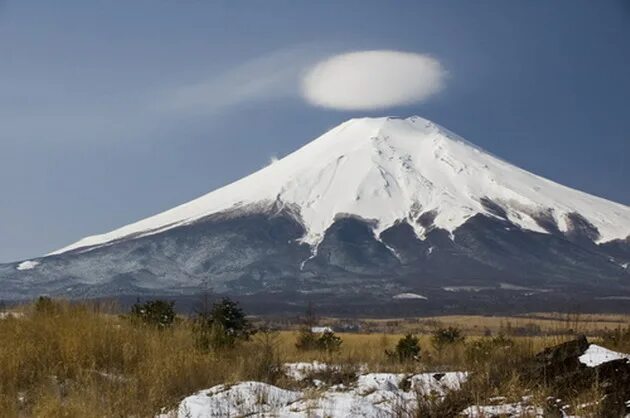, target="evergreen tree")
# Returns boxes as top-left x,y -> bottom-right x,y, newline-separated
193,297 -> 254,350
